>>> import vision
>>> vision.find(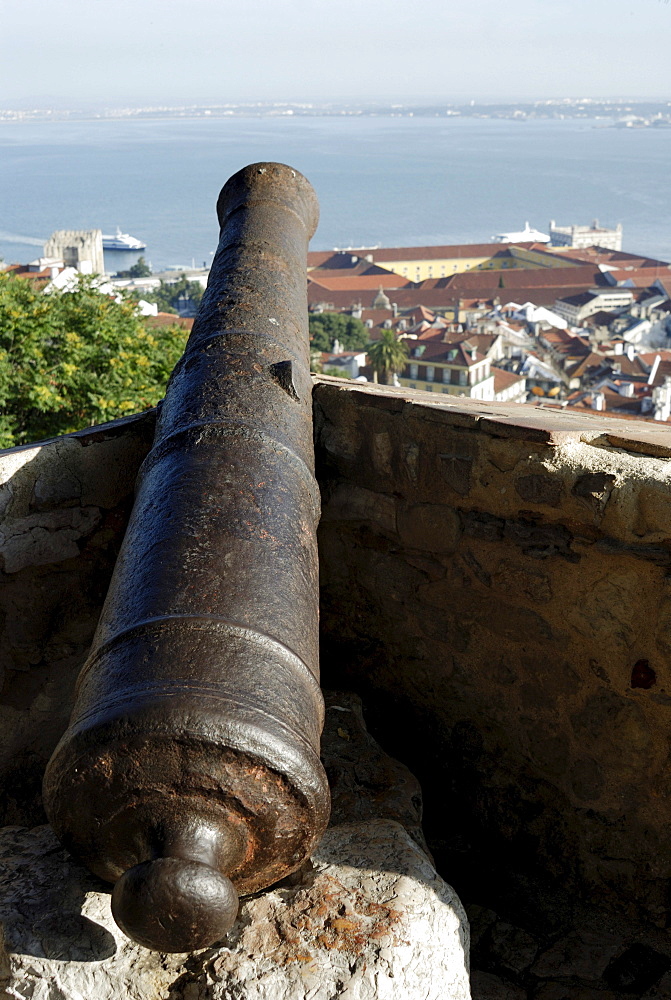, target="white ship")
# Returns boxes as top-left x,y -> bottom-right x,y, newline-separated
492,222 -> 550,244
102,228 -> 146,251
